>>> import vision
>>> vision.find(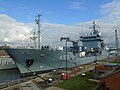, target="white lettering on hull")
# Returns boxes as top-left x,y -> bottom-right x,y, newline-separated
0,60 -> 15,65
59,55 -> 70,60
